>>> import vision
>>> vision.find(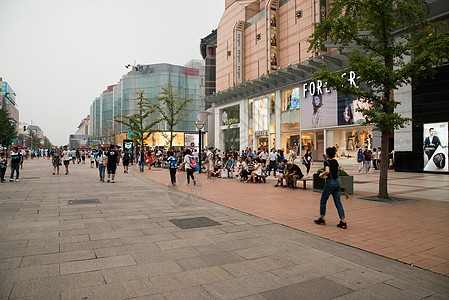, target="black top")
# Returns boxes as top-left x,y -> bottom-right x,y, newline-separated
364,150 -> 372,161
123,153 -> 130,163
324,160 -> 339,180
106,150 -> 119,166
289,164 -> 304,178
304,153 -> 312,164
